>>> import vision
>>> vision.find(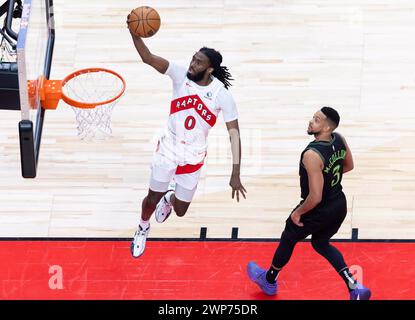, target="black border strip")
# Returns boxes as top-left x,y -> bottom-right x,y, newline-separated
0,237 -> 414,243
2,227 -> 415,242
